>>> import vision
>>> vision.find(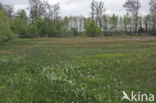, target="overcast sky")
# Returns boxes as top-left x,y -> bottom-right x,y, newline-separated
0,0 -> 150,17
